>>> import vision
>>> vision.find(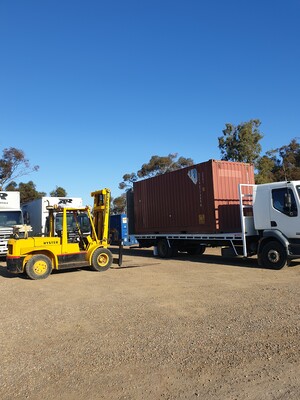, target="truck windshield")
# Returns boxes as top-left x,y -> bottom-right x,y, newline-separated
0,211 -> 23,227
